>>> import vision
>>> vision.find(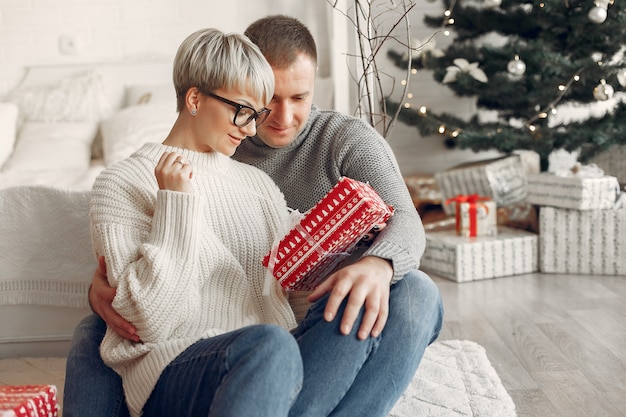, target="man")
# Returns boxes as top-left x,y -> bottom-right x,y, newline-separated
63,15 -> 443,417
